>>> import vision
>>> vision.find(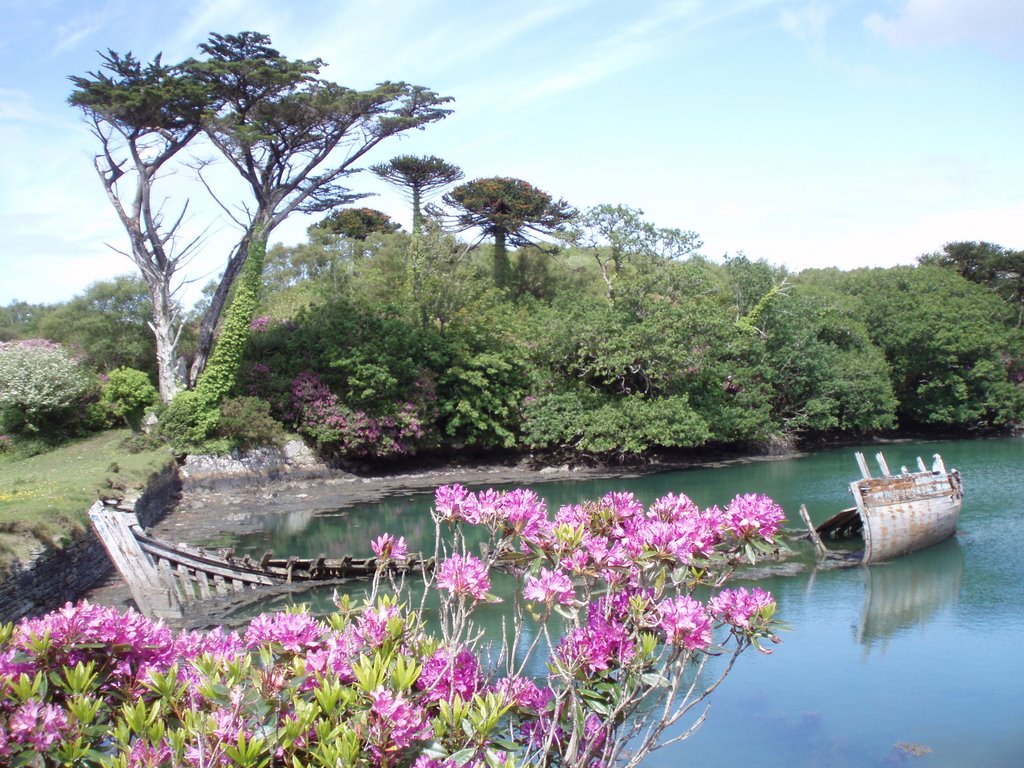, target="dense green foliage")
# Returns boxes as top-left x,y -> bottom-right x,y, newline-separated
99,367 -> 159,431
919,240 -> 1024,324
218,223 -> 1023,461
4,229 -> 1022,461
